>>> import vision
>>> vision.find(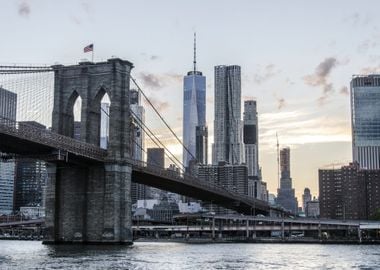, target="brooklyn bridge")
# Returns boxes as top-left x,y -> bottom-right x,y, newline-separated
0,59 -> 281,244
